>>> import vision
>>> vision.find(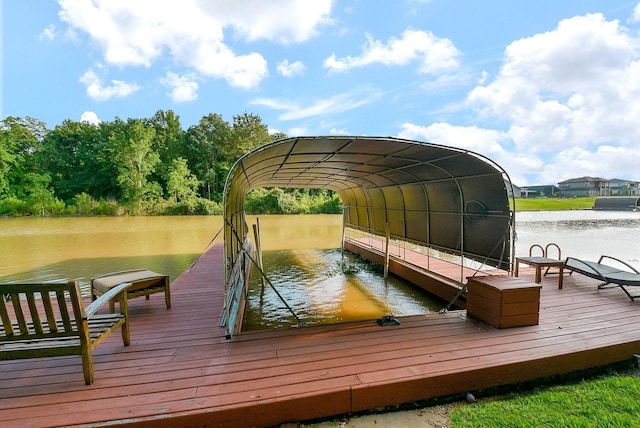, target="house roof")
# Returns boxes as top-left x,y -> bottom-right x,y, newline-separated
558,176 -> 606,184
